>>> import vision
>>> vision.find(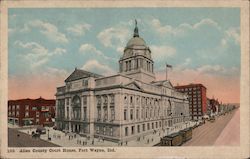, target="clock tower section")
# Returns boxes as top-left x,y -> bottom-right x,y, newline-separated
119,20 -> 155,83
